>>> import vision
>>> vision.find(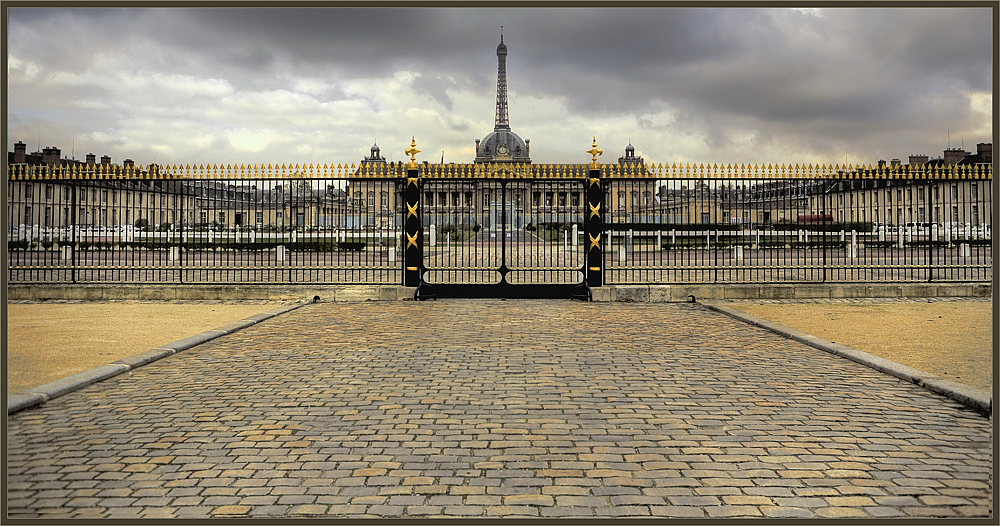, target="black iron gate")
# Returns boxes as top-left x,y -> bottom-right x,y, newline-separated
414,177 -> 590,299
